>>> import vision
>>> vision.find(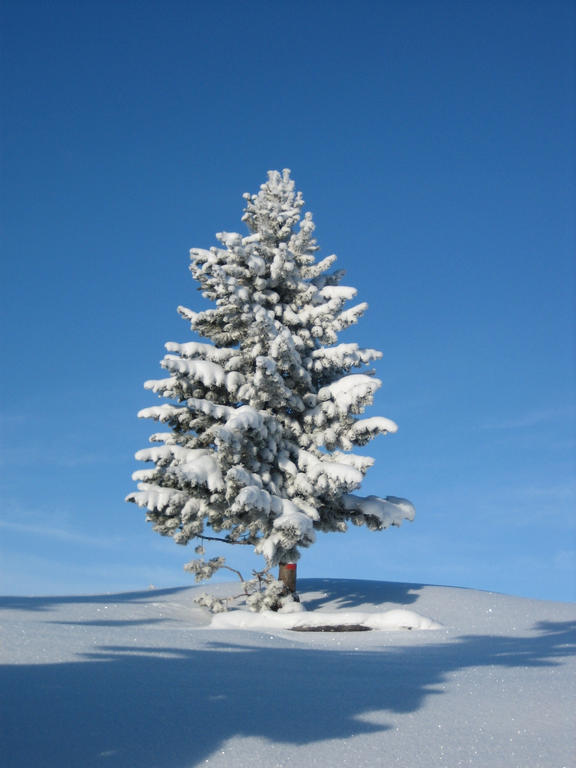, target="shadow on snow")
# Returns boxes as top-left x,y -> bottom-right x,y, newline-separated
1,618 -> 574,768
298,578 -> 423,609
0,587 -> 189,612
